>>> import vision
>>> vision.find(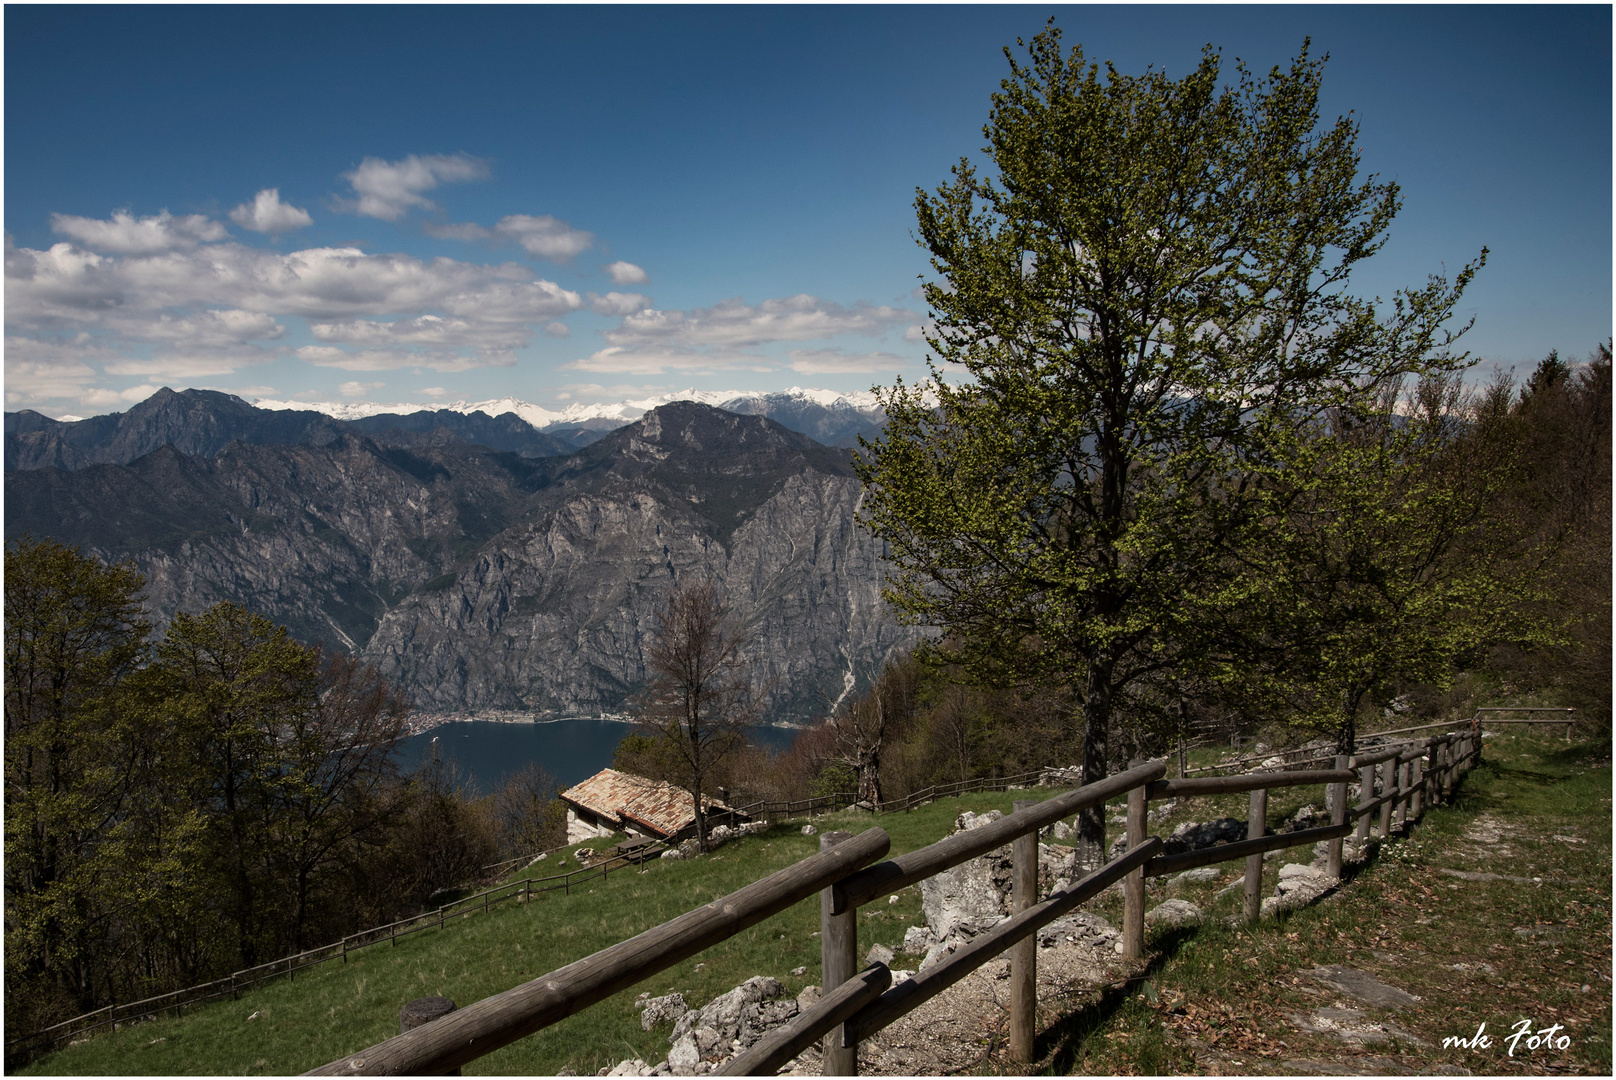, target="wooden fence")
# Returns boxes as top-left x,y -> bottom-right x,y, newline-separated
6,844 -> 666,1062
8,769 -> 1060,1062
308,728 -> 1480,1076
